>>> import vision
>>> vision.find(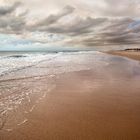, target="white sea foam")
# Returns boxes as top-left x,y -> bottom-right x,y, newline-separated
17,119 -> 28,126
0,51 -> 98,79
0,53 -> 58,76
